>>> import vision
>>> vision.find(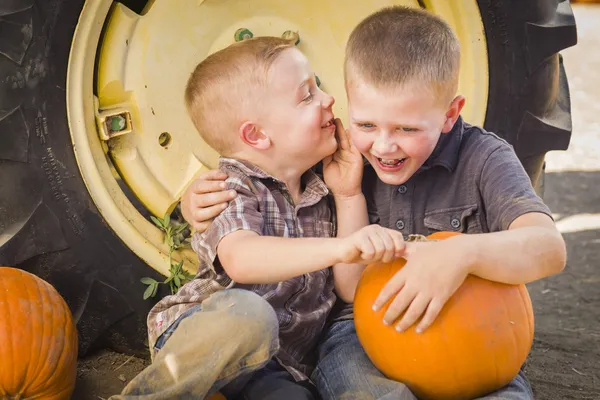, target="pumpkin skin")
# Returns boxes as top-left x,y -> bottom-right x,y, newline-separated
354,232 -> 534,400
0,267 -> 78,400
